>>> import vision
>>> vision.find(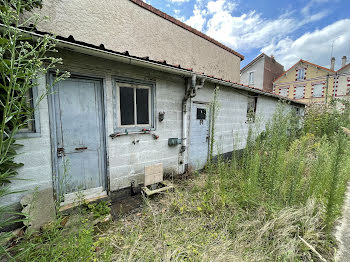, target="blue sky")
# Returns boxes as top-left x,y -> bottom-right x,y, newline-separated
143,0 -> 350,70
